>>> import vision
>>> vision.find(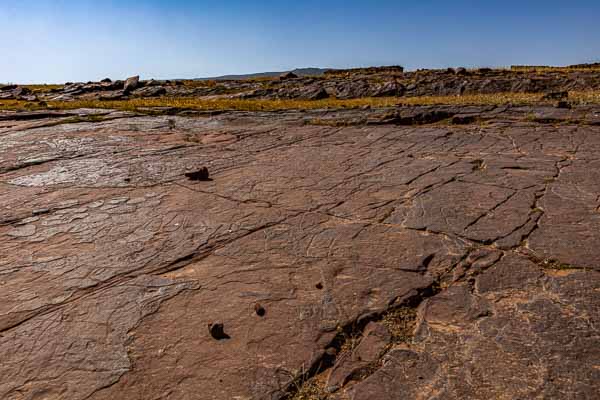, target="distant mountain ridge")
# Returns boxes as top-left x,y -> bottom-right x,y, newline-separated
195,68 -> 330,81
